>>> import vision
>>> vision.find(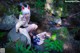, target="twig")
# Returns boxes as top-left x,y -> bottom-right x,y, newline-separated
68,12 -> 80,18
